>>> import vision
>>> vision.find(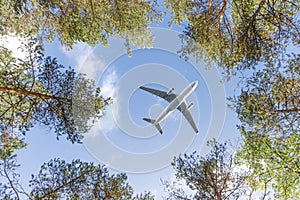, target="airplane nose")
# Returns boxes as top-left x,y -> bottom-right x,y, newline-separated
193,81 -> 198,88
